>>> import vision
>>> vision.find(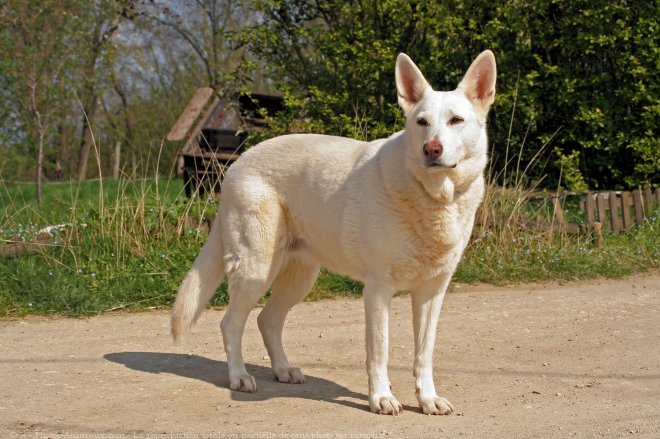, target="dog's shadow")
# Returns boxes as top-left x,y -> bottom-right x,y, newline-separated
104,352 -> 369,411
